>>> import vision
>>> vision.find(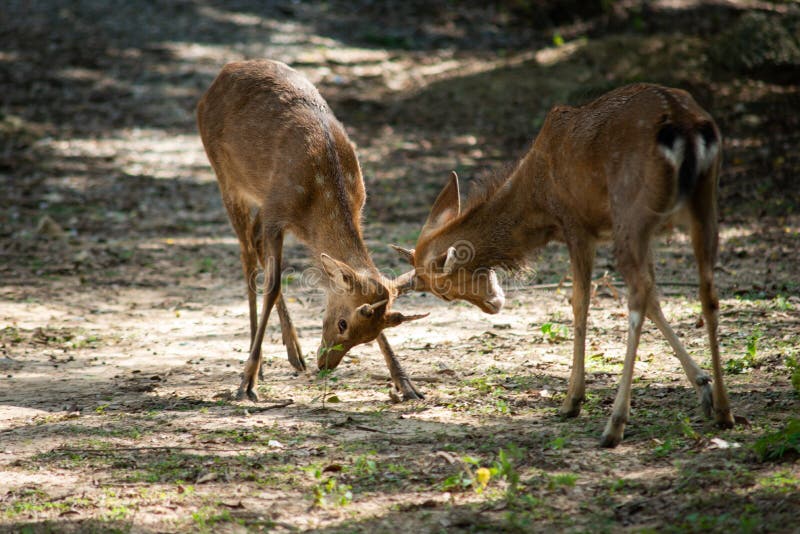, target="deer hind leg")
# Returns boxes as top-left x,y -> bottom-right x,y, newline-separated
250,211 -> 268,380
646,294 -> 713,417
275,295 -> 306,372
237,224 -> 284,402
601,230 -> 654,448
689,188 -> 734,428
250,212 -> 306,375
220,194 -> 260,367
376,333 -> 424,401
560,235 -> 596,418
